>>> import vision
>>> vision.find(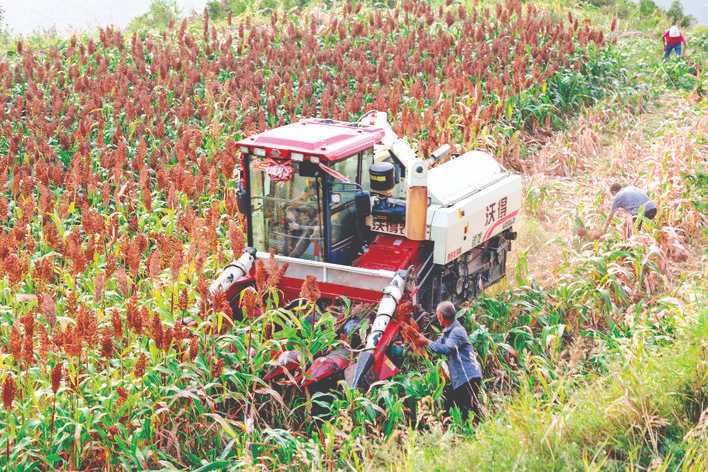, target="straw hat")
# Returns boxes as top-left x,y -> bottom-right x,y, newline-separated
669,26 -> 680,37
